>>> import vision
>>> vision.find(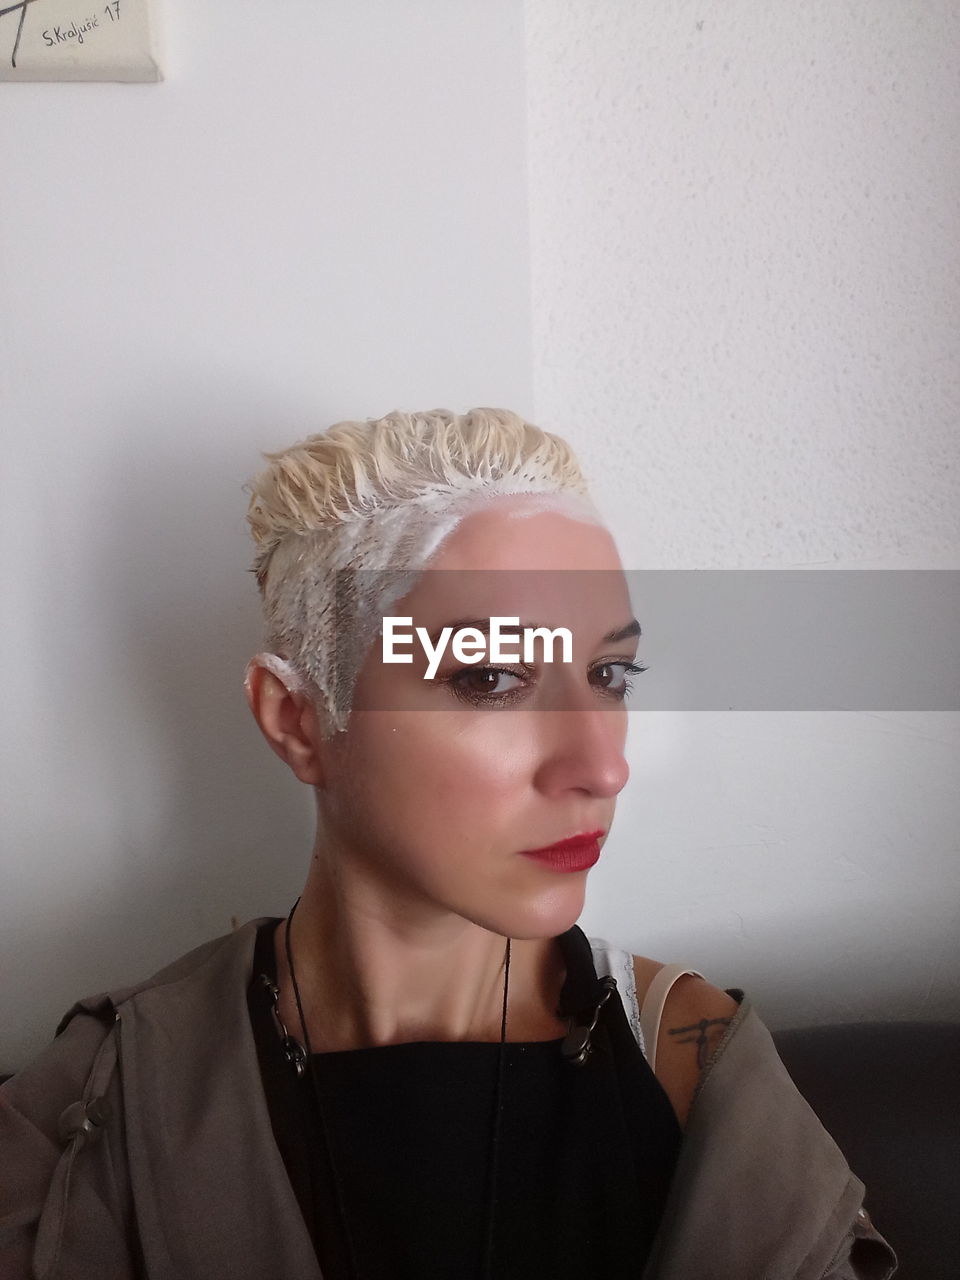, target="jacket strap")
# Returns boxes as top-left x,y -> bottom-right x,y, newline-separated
555,925 -> 605,1016
33,1018 -> 119,1280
